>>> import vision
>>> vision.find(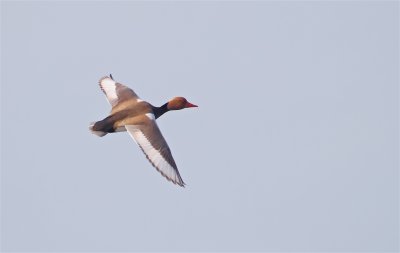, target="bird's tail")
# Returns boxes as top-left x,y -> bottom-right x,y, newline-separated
89,122 -> 107,137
